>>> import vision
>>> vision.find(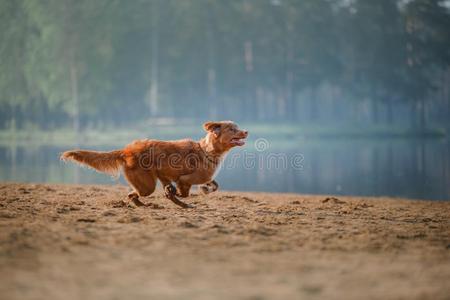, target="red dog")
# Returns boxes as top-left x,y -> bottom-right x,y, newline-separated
61,121 -> 248,208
